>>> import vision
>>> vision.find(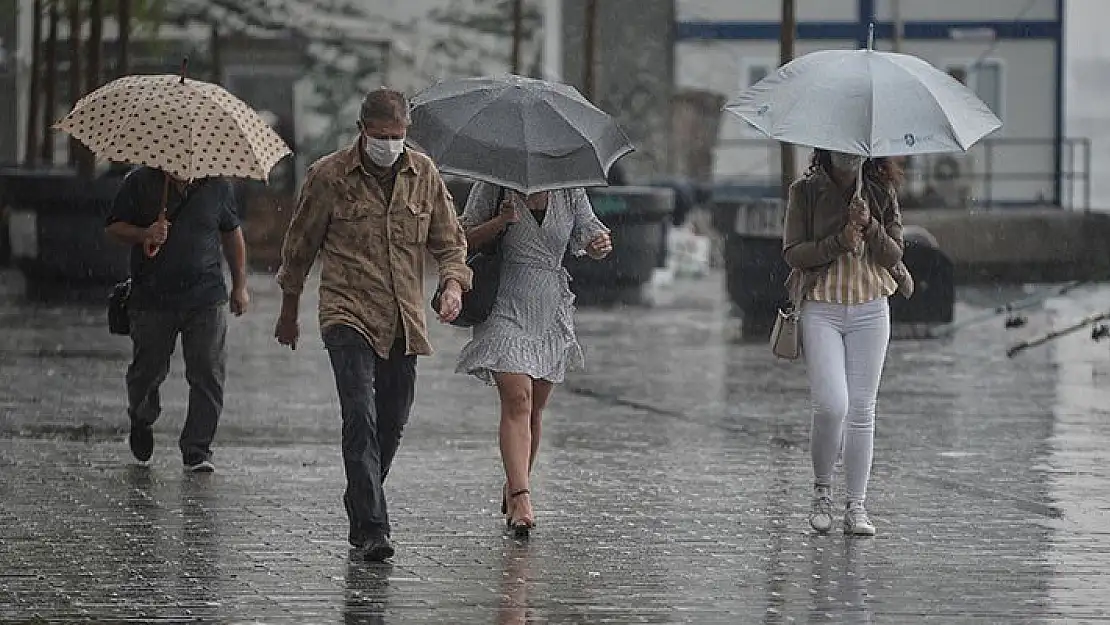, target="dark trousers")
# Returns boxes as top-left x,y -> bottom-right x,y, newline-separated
323,325 -> 417,546
126,305 -> 227,464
